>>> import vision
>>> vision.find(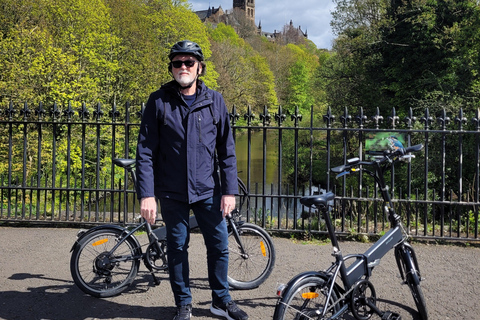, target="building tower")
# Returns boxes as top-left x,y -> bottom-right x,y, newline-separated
233,0 -> 255,22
